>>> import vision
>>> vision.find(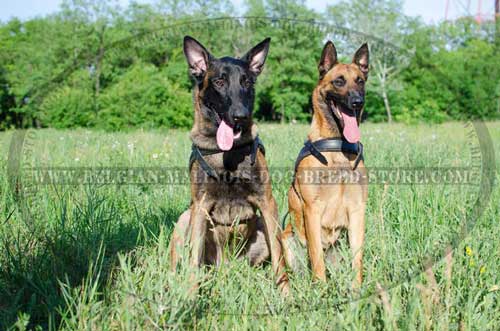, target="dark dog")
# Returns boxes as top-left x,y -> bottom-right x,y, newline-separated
169,36 -> 289,294
281,41 -> 369,287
